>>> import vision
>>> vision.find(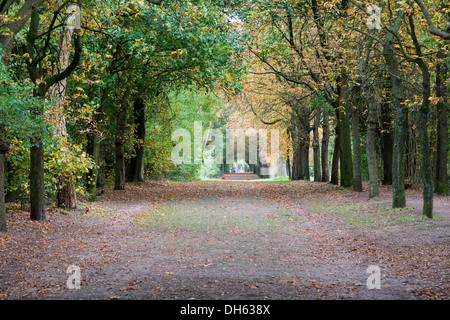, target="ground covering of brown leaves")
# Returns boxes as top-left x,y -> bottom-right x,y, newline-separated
0,180 -> 448,300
